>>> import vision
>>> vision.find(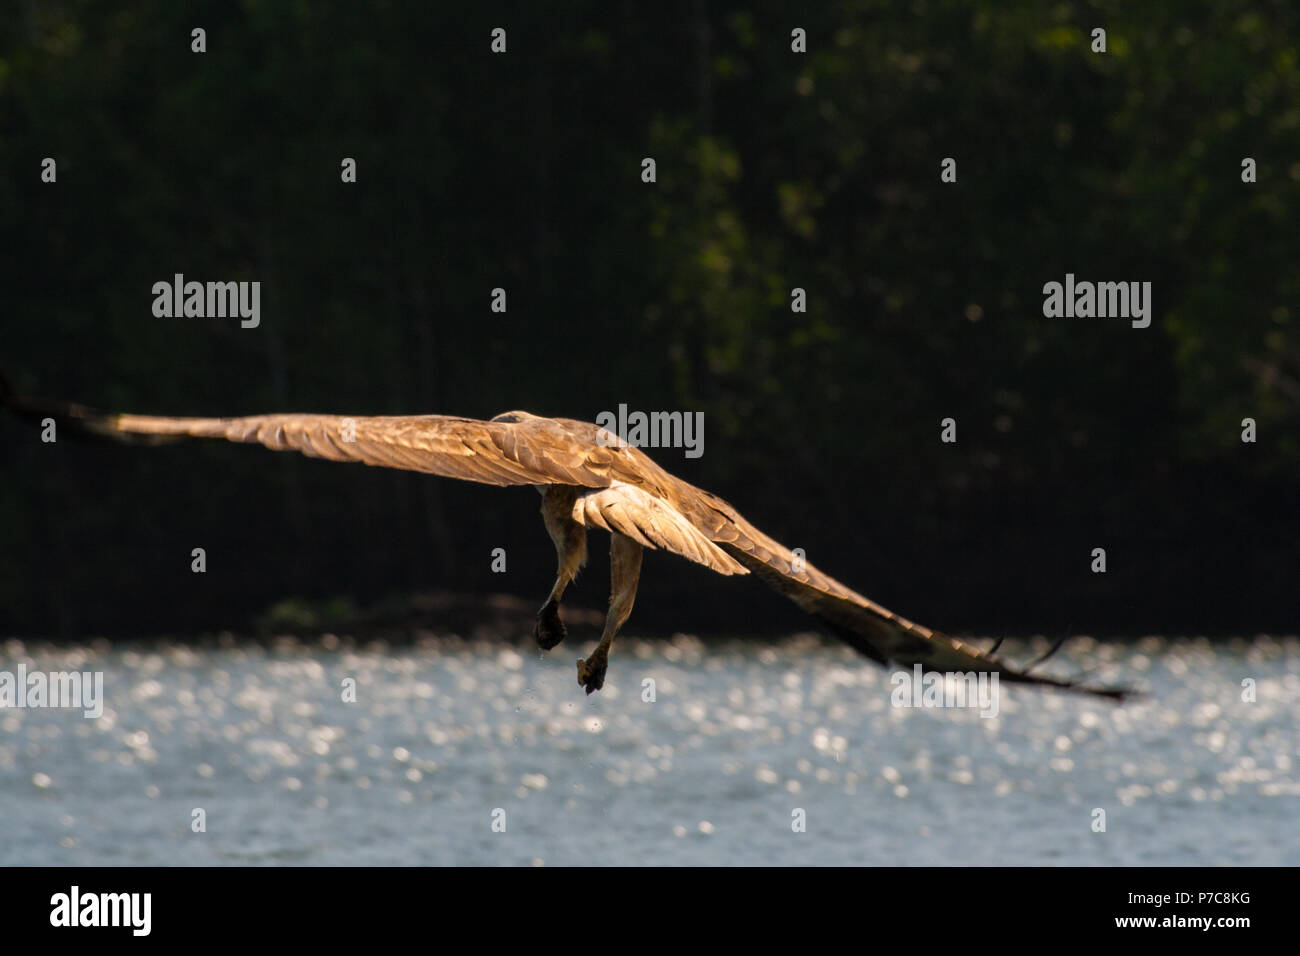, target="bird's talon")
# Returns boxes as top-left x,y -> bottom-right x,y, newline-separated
576,655 -> 606,694
533,604 -> 567,651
